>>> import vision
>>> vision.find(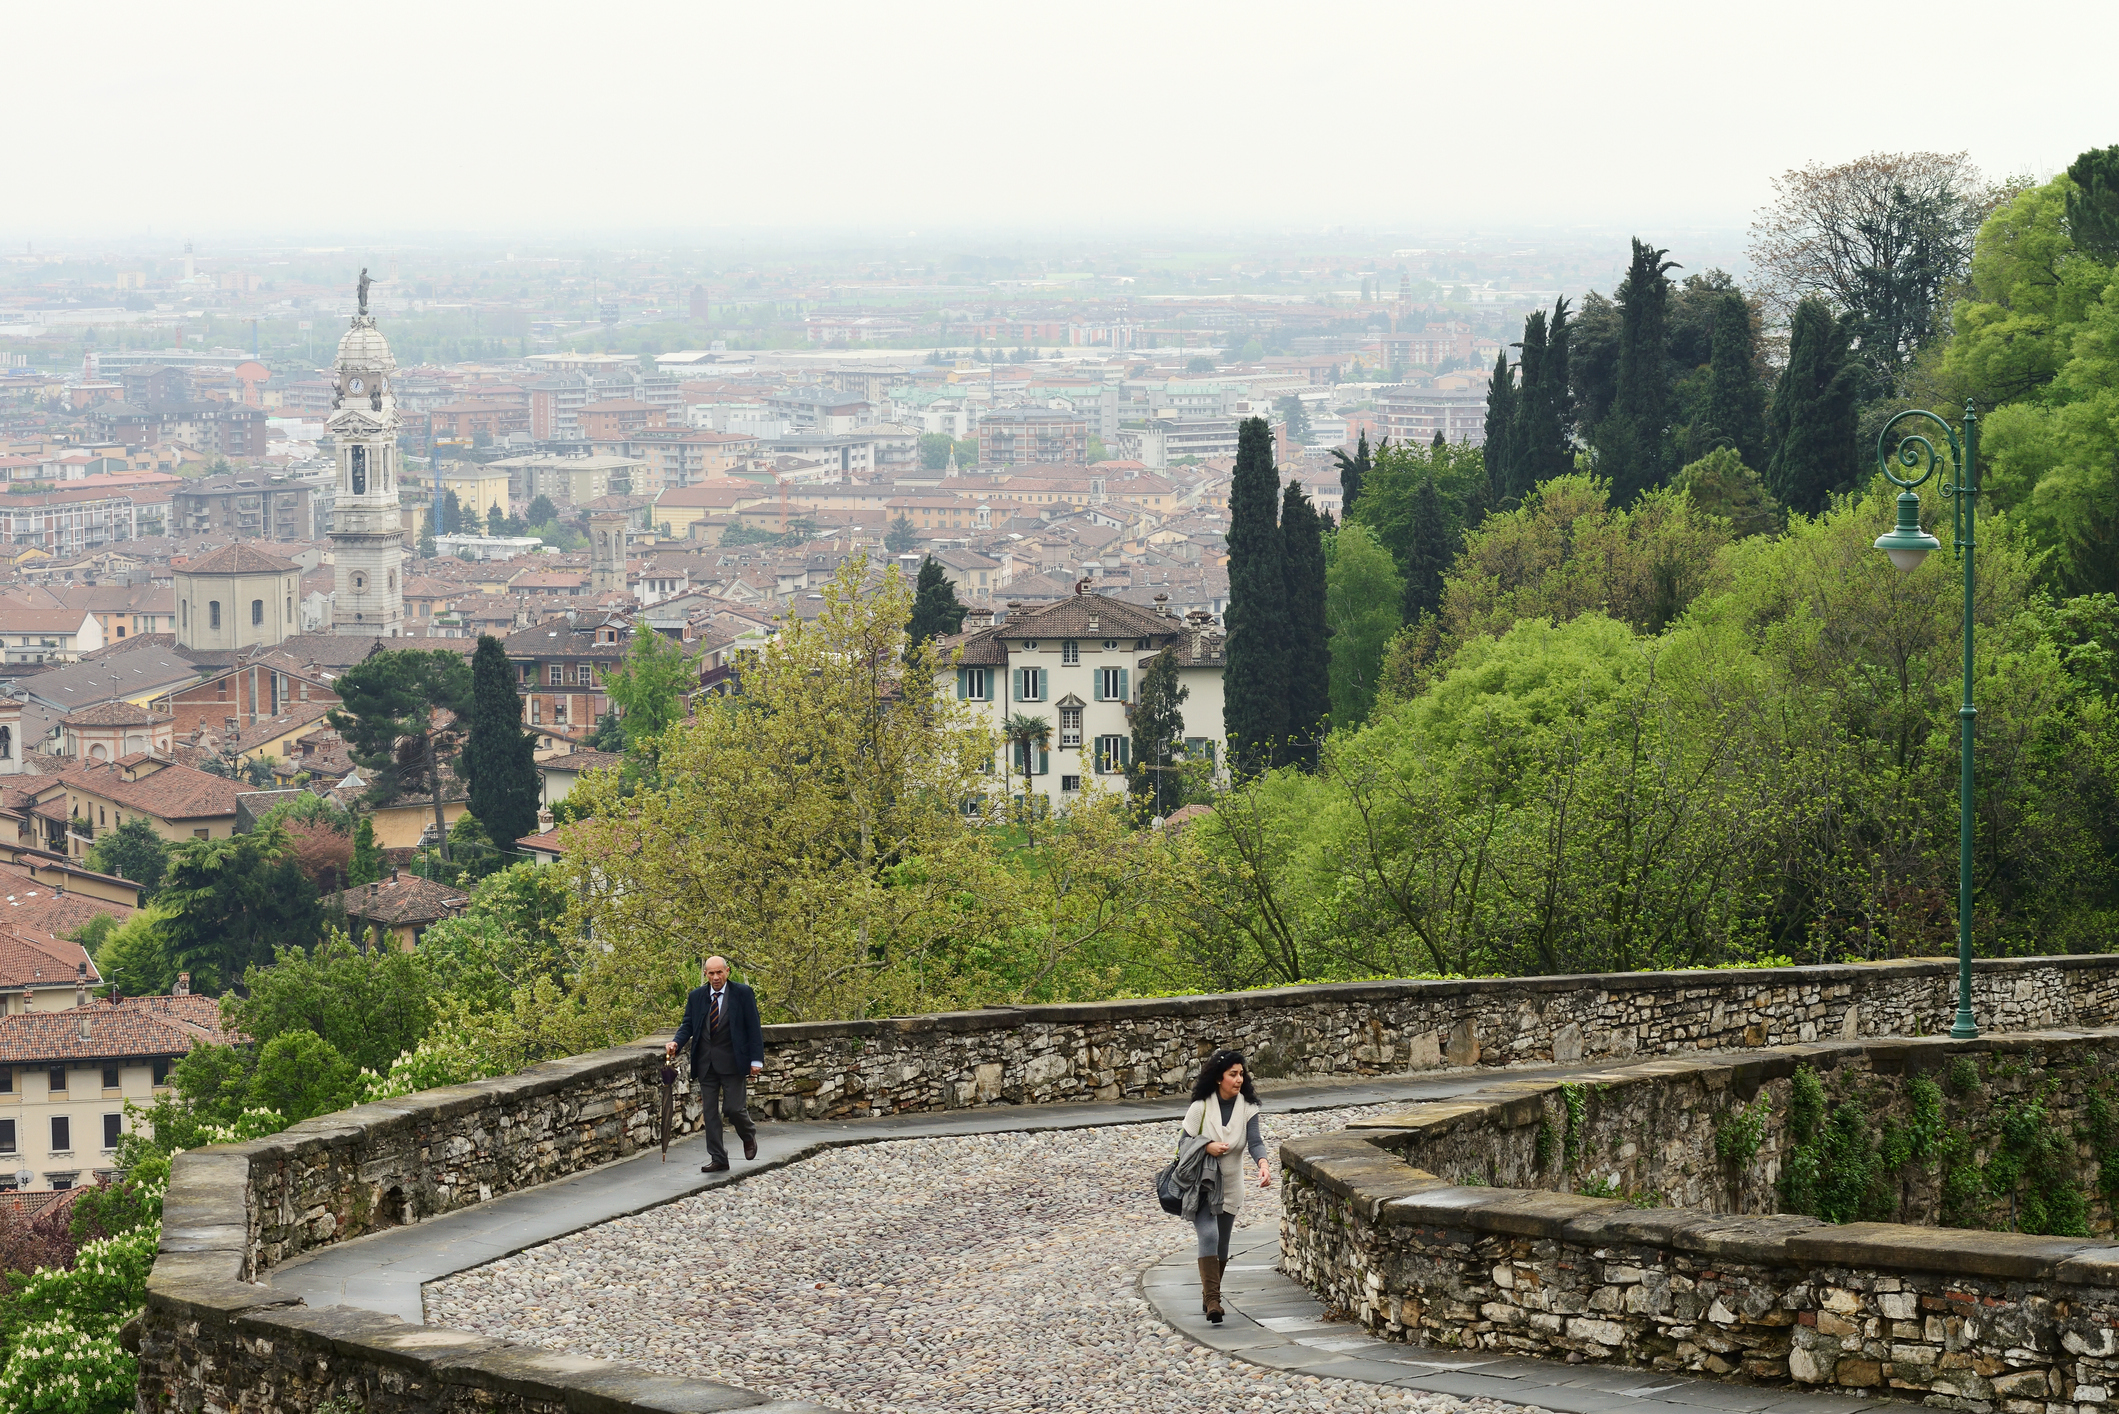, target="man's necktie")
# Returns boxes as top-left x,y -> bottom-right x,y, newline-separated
712,990 -> 723,1028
